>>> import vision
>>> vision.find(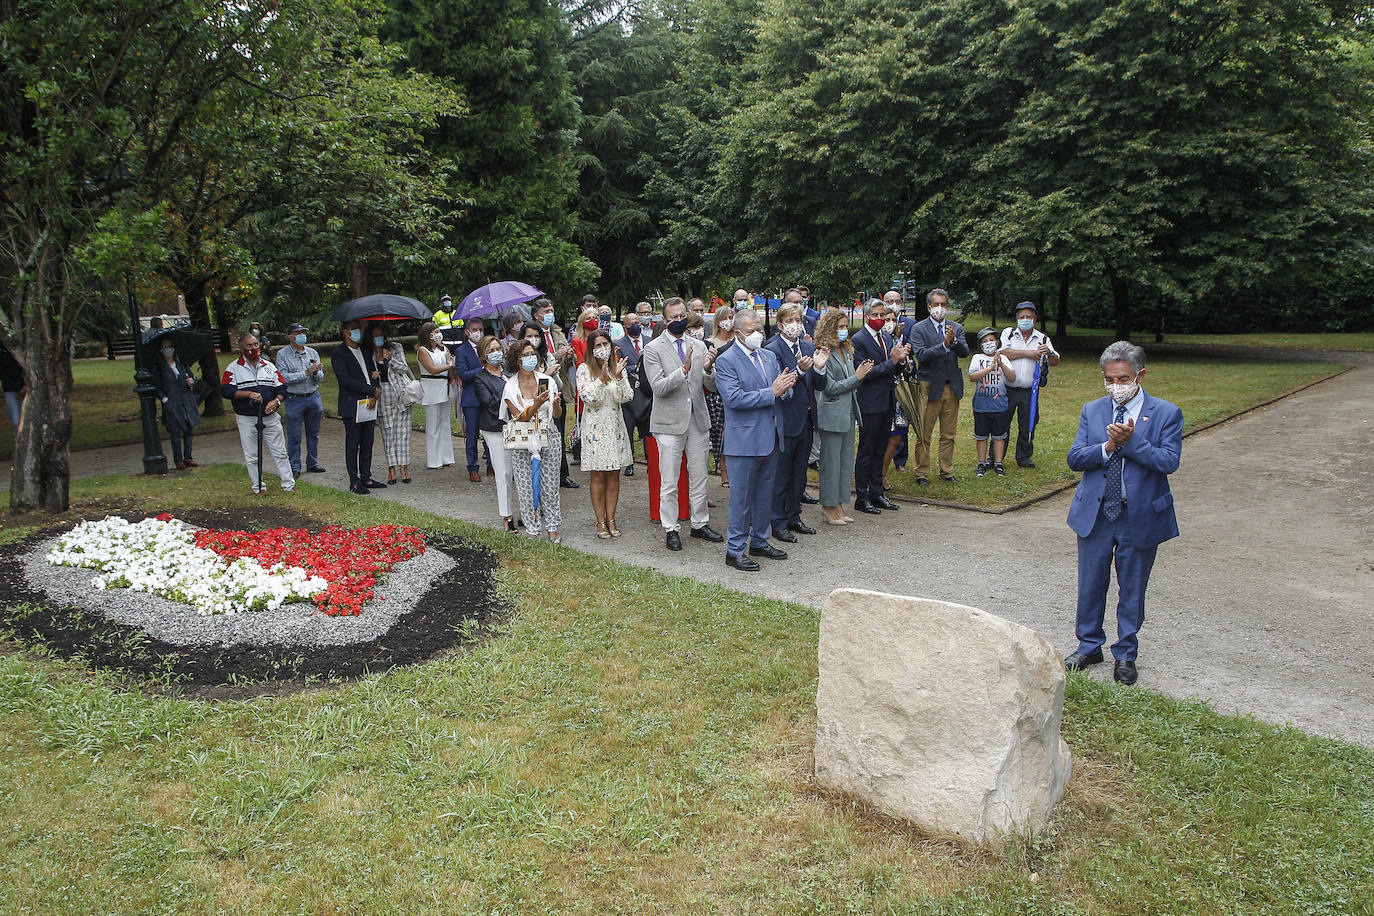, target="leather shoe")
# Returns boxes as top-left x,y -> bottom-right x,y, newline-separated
624,465 -> 635,477
306,465 -> 327,473
853,500 -> 882,515
874,496 -> 900,511
940,475 -> 959,483
789,522 -> 817,535
800,493 -> 819,505
365,479 -> 388,488
1064,649 -> 1104,672
350,484 -> 371,496
726,553 -> 760,571
915,476 -> 930,486
469,471 -> 481,482
560,476 -> 580,489
1113,660 -> 1138,685
773,529 -> 797,543
666,531 -> 682,551
749,543 -> 787,560
1018,460 -> 1036,469
690,525 -> 724,543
